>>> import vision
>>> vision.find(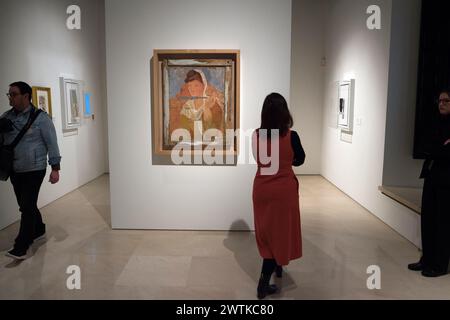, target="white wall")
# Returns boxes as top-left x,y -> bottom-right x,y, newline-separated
320,0 -> 422,246
105,0 -> 292,230
383,0 -> 423,188
0,0 -> 108,230
290,0 -> 327,174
